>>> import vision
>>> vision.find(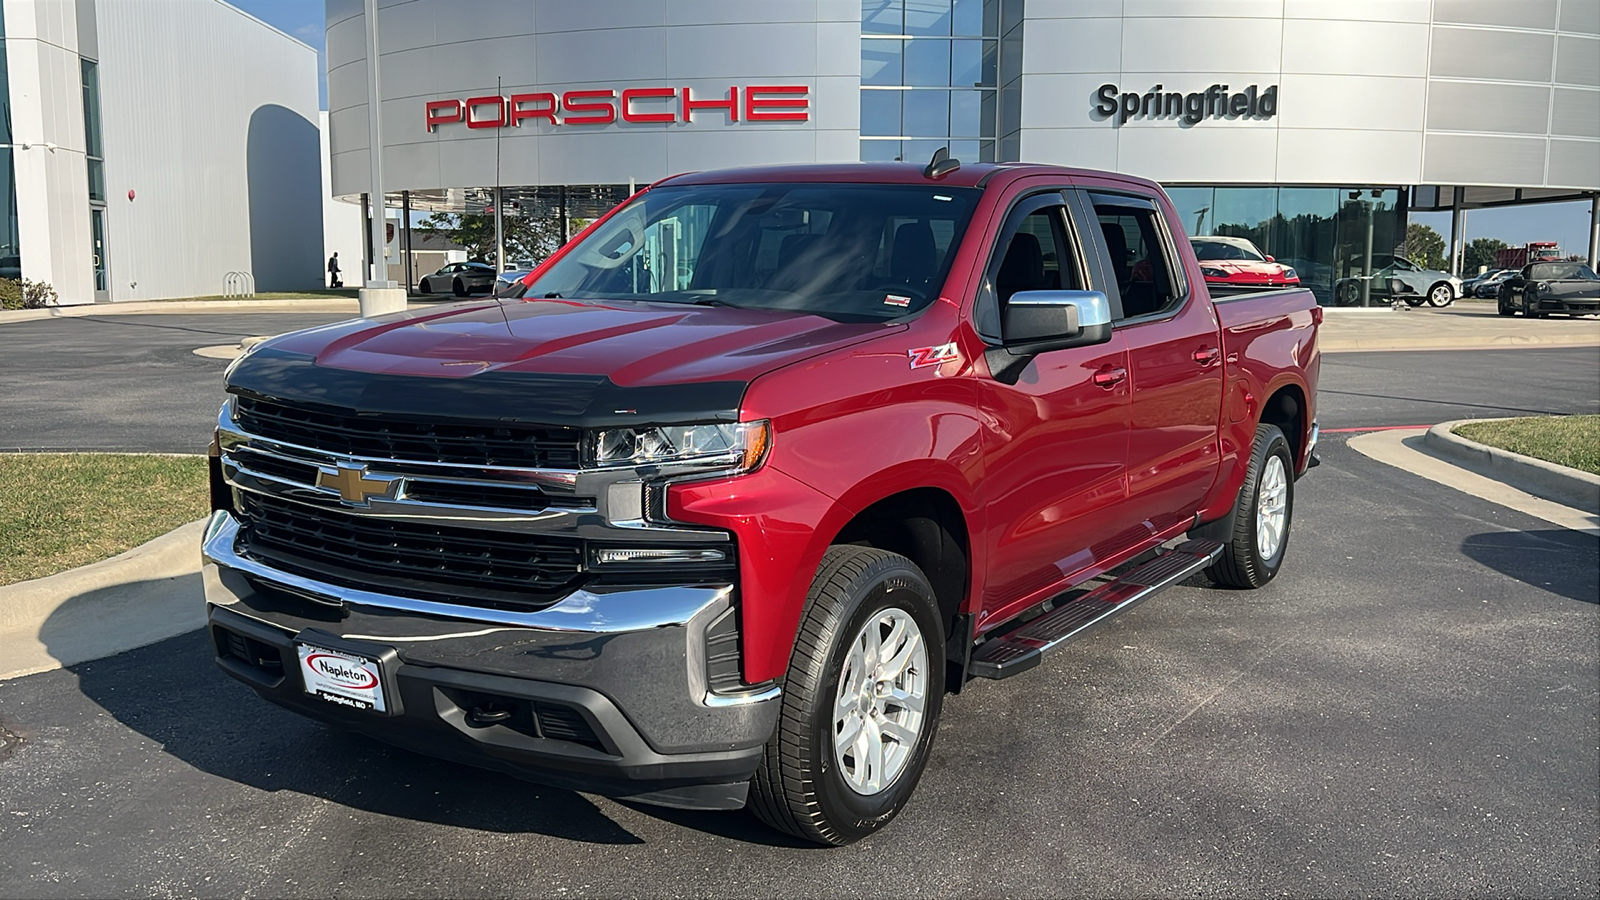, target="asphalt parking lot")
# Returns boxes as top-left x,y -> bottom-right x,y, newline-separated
0,310 -> 1596,897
